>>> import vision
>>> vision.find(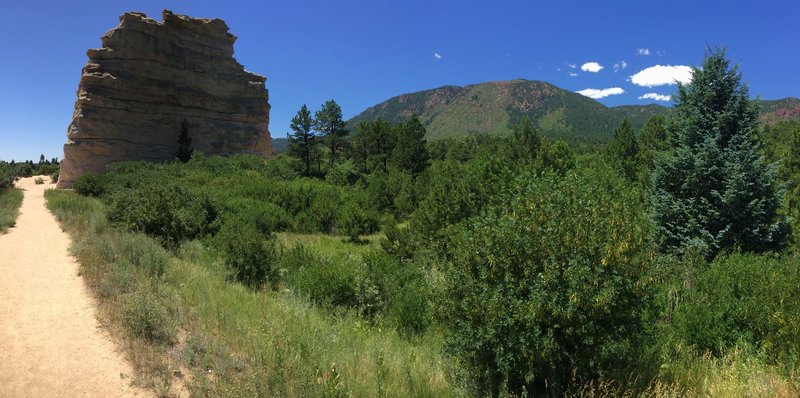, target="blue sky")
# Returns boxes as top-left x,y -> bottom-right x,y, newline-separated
1,0 -> 798,161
